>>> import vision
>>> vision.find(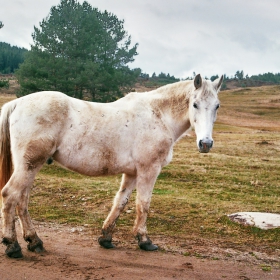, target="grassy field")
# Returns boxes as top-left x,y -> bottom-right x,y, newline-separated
0,85 -> 280,255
